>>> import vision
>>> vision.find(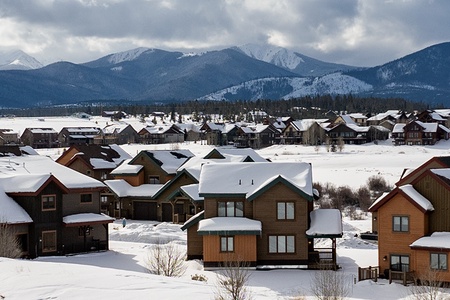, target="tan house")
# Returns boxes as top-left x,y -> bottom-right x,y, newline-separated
369,156 -> 450,283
